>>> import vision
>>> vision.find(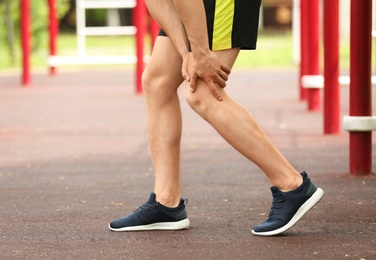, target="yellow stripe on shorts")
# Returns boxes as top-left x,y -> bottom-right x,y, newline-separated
212,0 -> 235,50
